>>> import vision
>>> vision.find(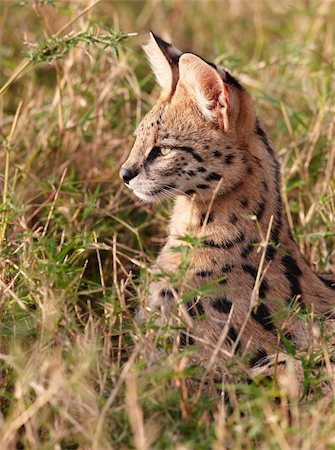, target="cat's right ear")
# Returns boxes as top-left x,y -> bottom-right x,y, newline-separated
143,32 -> 182,97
